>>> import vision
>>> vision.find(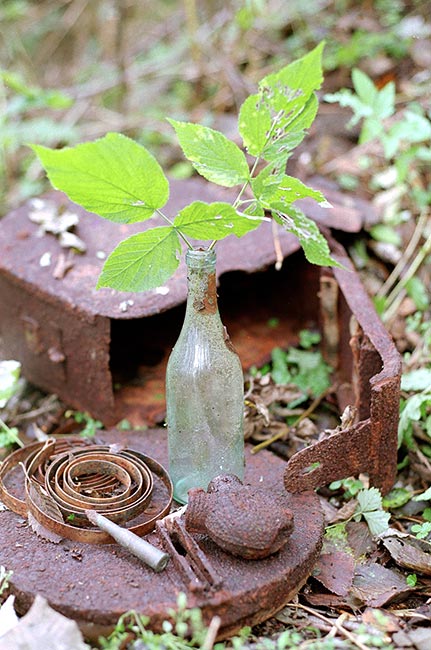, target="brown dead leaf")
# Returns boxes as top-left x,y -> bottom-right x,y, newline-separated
313,551 -> 356,596
362,607 -> 400,633
346,521 -> 376,560
379,529 -> 431,576
351,562 -> 412,607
